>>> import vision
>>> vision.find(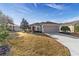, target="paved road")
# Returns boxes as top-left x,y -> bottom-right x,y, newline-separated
46,33 -> 79,56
